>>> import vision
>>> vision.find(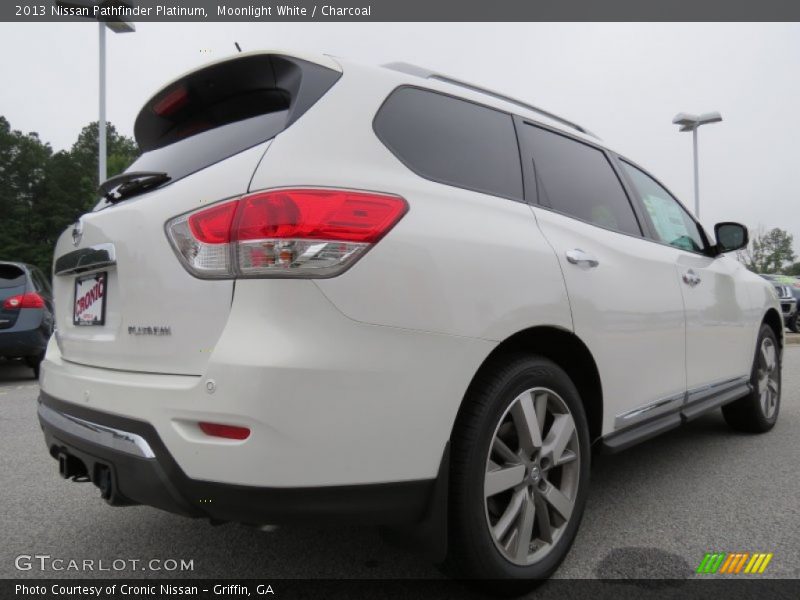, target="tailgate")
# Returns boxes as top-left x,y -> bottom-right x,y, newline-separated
52,143 -> 268,374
